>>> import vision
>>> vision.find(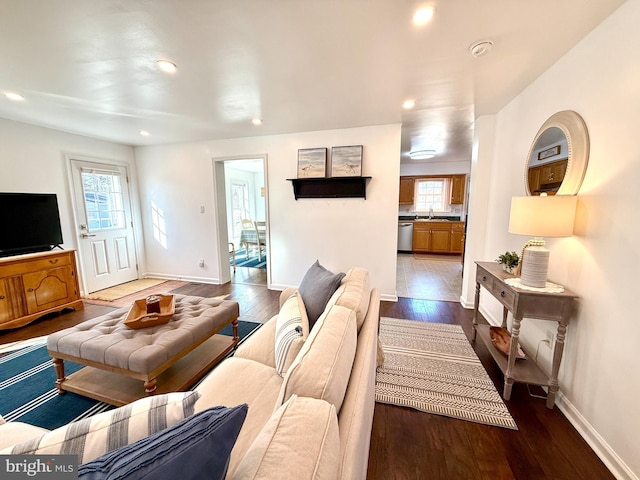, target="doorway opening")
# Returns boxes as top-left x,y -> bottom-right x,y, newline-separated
213,155 -> 268,287
396,253 -> 462,301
